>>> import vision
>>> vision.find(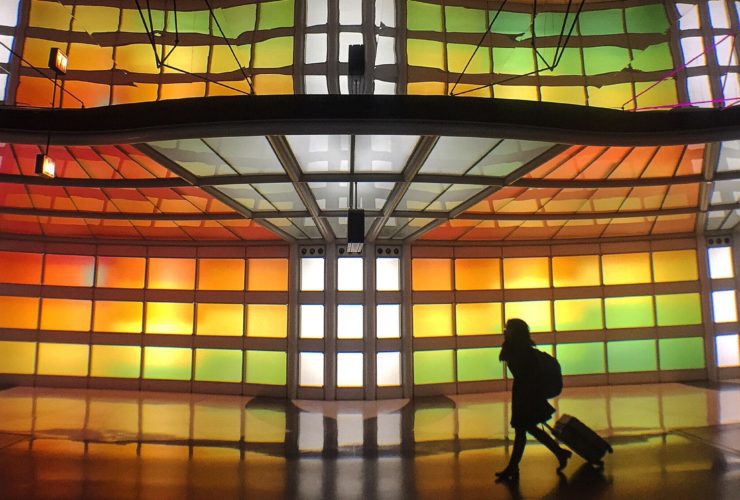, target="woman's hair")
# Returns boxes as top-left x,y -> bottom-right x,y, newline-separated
504,318 -> 535,347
